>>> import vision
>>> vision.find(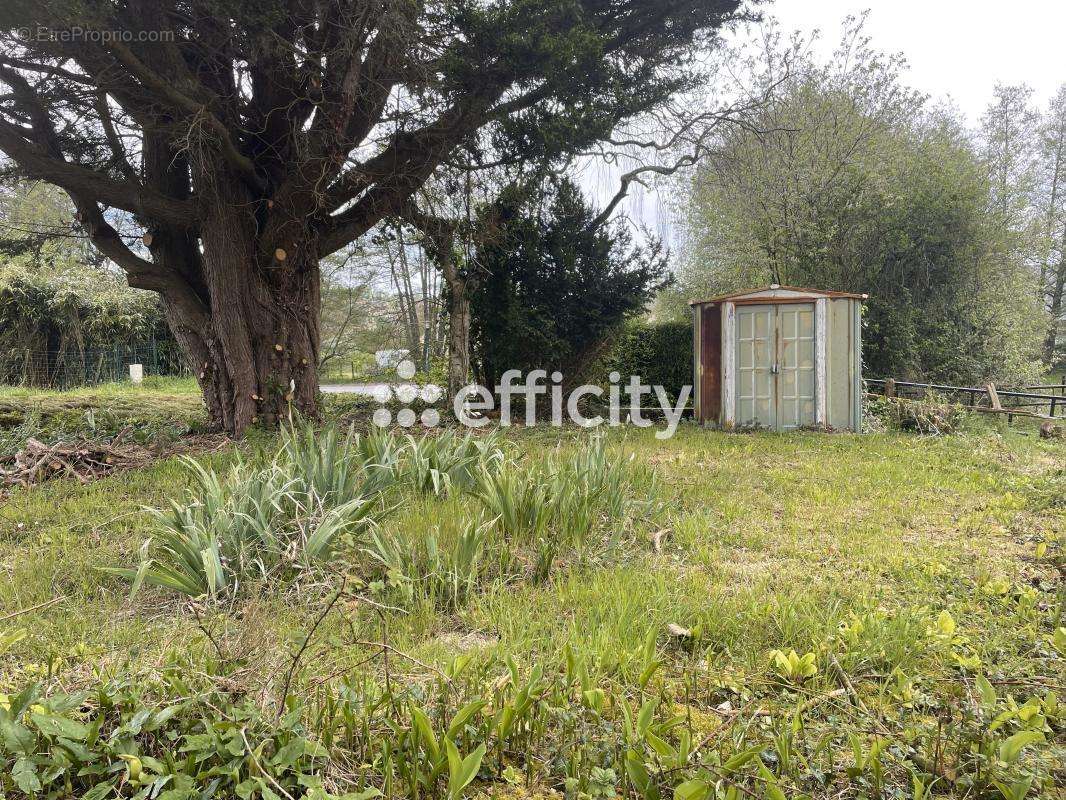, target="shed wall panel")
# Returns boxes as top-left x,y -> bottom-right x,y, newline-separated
699,304 -> 721,423
852,299 -> 863,430
827,298 -> 858,430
